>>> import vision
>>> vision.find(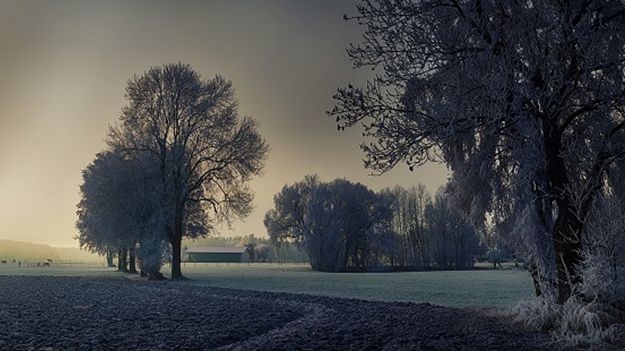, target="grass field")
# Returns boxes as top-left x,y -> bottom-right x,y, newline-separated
0,263 -> 533,307
178,263 -> 533,307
